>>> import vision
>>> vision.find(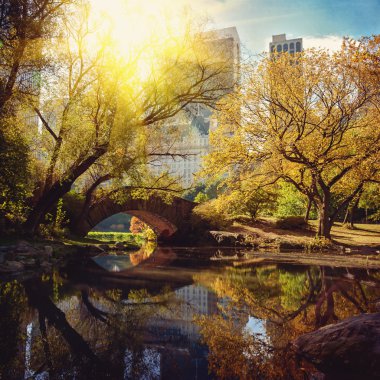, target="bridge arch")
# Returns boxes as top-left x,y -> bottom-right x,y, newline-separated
73,196 -> 196,241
